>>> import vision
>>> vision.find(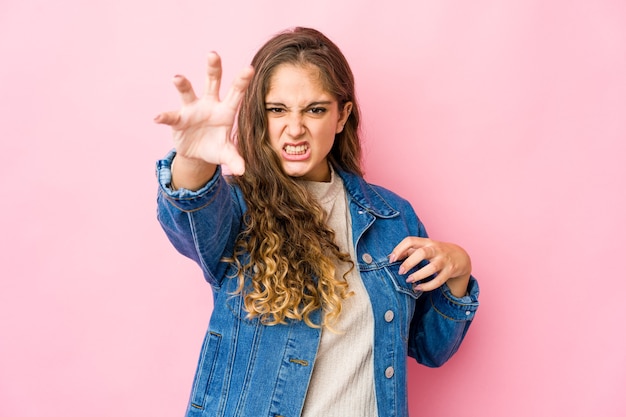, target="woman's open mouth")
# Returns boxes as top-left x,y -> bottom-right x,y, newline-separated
282,143 -> 310,160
